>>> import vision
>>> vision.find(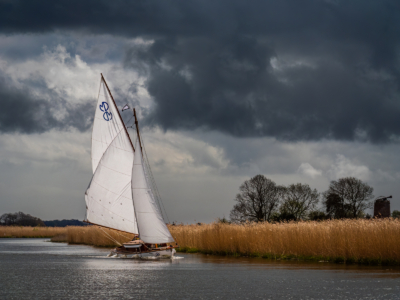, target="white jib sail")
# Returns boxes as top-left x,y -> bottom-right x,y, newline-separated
131,139 -> 174,244
91,78 -> 127,173
85,130 -> 138,234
